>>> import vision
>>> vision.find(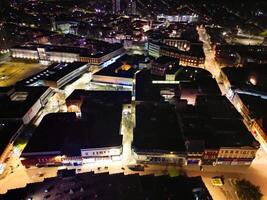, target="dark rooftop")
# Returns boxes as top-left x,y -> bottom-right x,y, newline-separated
0,86 -> 49,120
66,90 -> 132,105
93,55 -> 141,79
20,62 -> 88,87
135,69 -> 163,102
238,94 -> 267,119
150,41 -> 205,58
222,64 -> 267,93
23,98 -> 123,156
195,95 -> 241,119
175,67 -> 213,81
153,56 -> 178,65
40,62 -> 88,82
2,172 -> 212,200
181,117 -> 257,149
133,102 -> 185,153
